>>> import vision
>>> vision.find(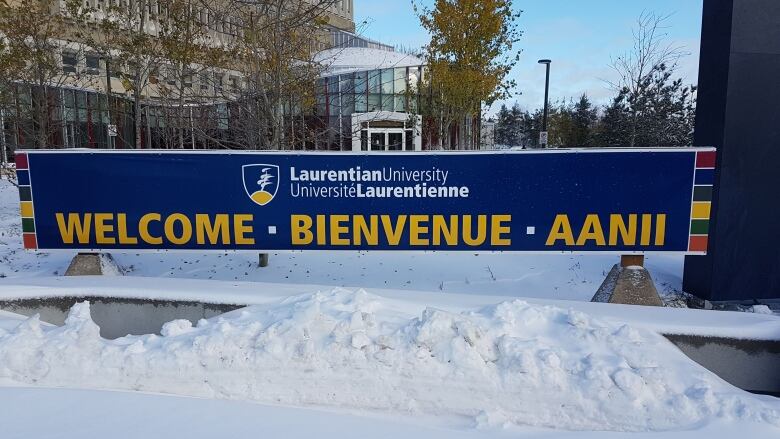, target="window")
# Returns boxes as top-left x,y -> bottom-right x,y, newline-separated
381,94 -> 394,111
85,53 -> 100,75
395,95 -> 406,112
229,76 -> 239,91
367,94 -> 380,112
199,73 -> 209,91
381,69 -> 393,94
354,93 -> 367,113
368,70 -> 380,94
354,71 -> 366,94
394,68 -> 407,94
183,70 -> 193,88
166,70 -> 176,86
62,51 -> 78,73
